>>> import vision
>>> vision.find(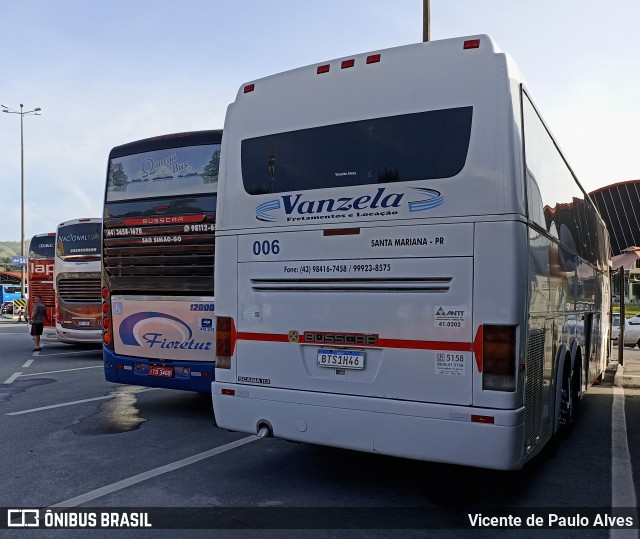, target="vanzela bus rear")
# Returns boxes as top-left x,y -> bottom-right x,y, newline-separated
212,36 -> 610,469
